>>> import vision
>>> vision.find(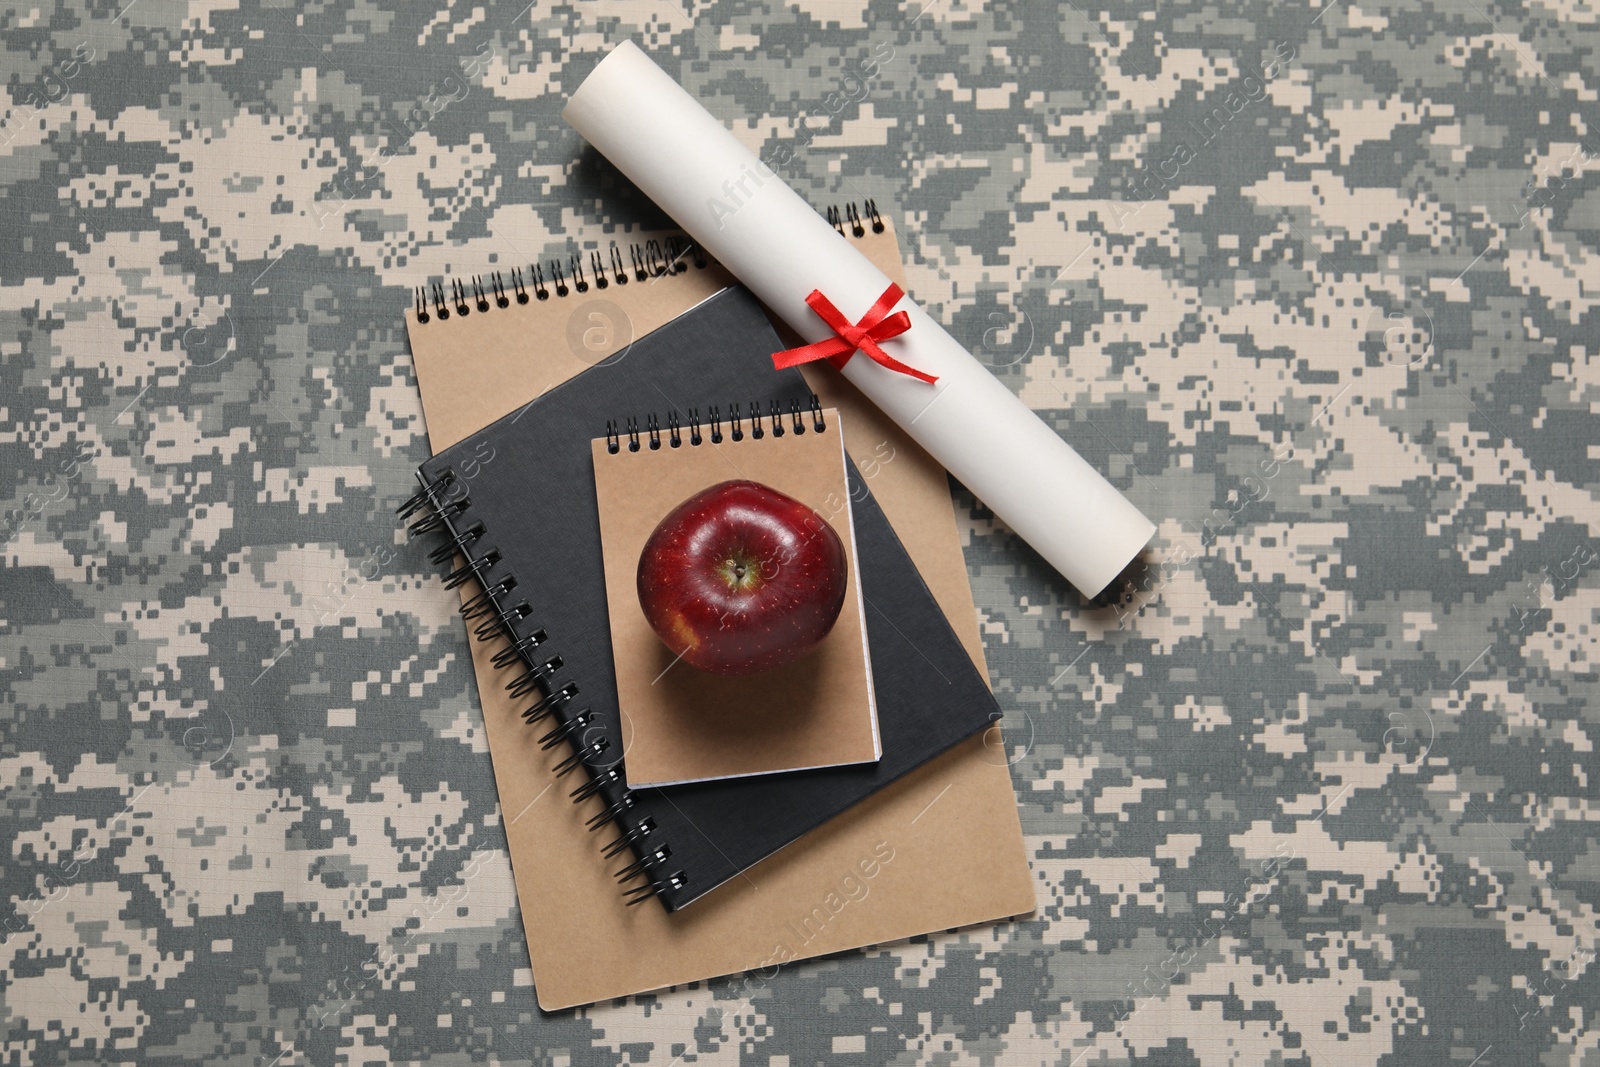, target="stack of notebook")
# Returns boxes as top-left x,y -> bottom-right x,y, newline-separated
402,206 -> 1035,1010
